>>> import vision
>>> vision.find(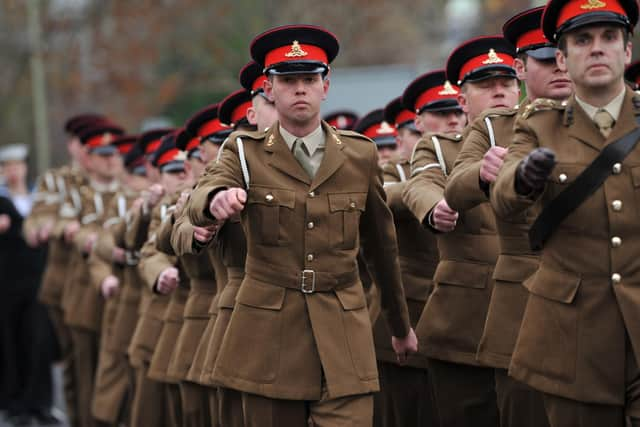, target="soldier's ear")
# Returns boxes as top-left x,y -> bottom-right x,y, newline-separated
555,48 -> 568,73
457,92 -> 469,115
514,57 -> 527,82
263,78 -> 275,102
322,76 -> 330,100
